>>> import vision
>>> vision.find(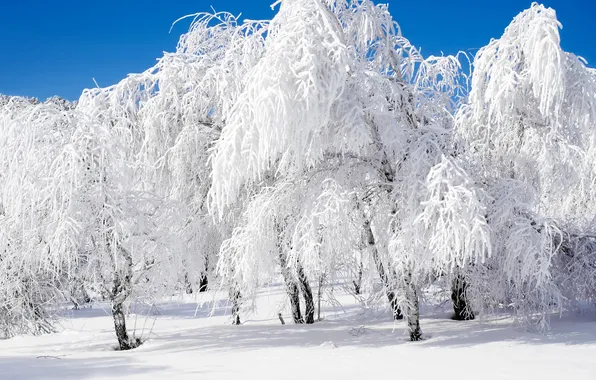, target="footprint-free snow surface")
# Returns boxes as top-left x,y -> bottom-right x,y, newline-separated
1,285 -> 595,380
